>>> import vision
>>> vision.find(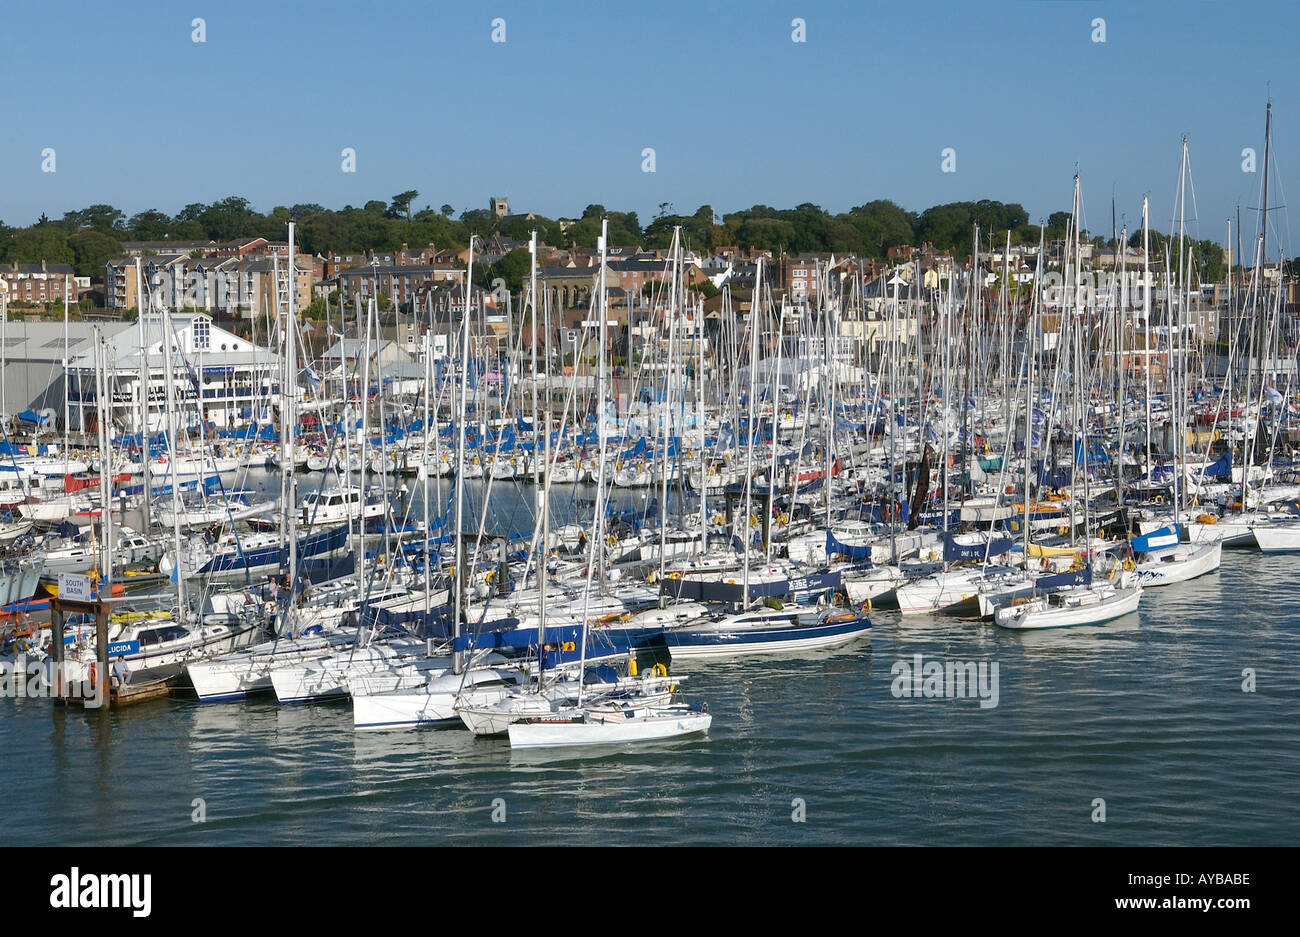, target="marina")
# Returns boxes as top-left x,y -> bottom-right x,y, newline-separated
1,166 -> 1297,836
0,36 -> 1296,854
